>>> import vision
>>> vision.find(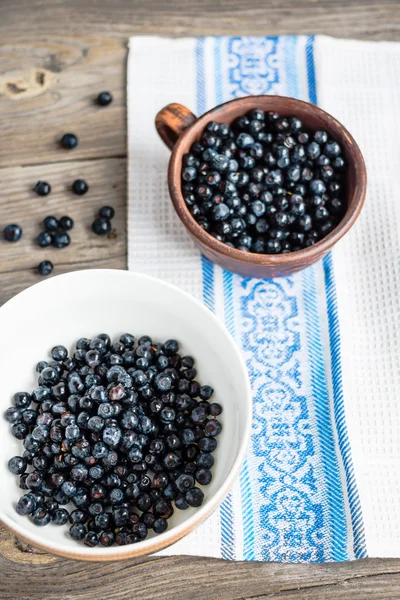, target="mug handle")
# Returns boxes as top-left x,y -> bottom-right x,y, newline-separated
155,103 -> 197,150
